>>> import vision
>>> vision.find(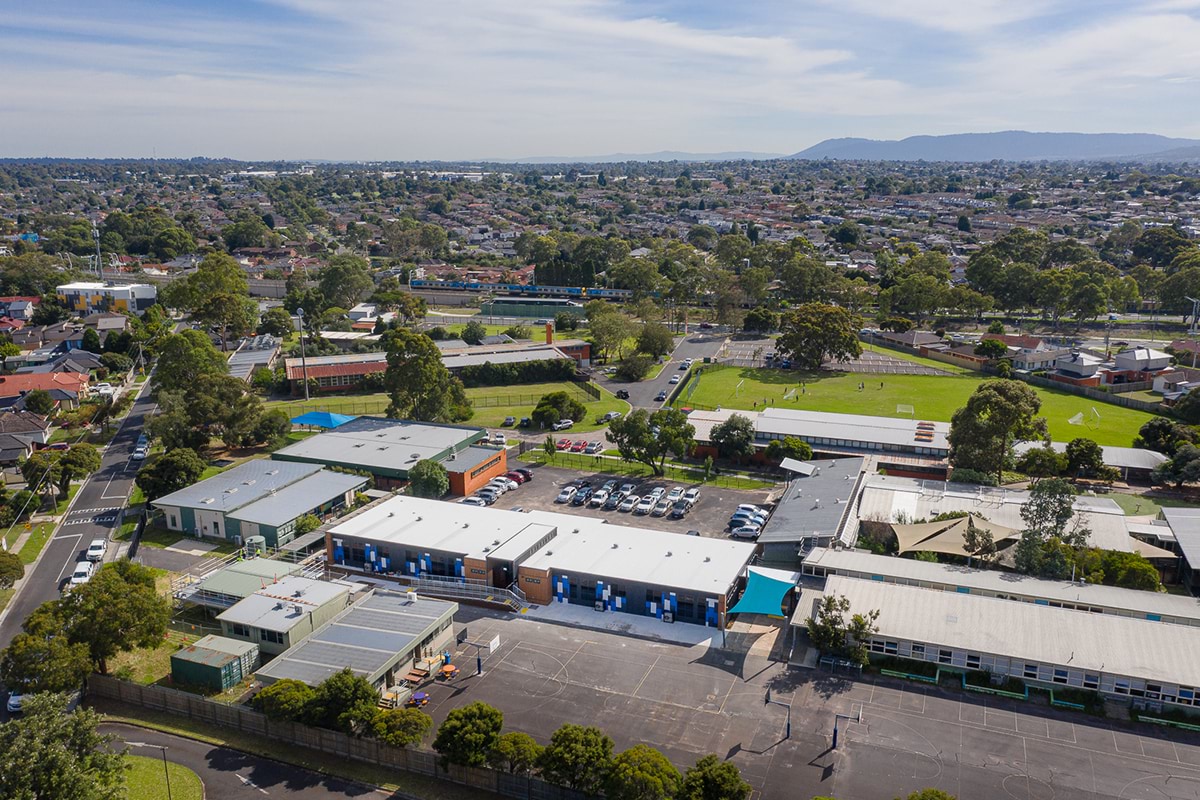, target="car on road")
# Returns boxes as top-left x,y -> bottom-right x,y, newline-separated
6,693 -> 24,713
669,500 -> 690,519
533,319 -> 550,325
132,446 -> 148,461
651,498 -> 672,517
634,496 -> 656,515
678,362 -> 688,370
461,496 -> 487,506
601,411 -> 622,422
698,322 -> 714,330
730,526 -> 761,540
85,538 -> 107,562
502,416 -> 516,426
655,390 -> 668,402
68,560 -> 95,588
588,489 -> 609,507
556,486 -> 578,504
603,491 -> 625,510
619,494 -> 640,512
615,390 -> 630,400
556,438 -> 572,450
571,487 -> 594,506
669,375 -> 681,384
552,419 -> 574,431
